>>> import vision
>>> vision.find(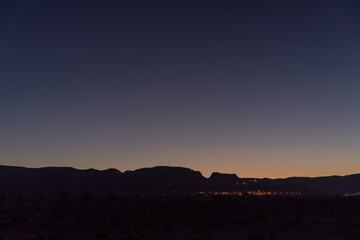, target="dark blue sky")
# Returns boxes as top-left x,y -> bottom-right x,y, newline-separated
1,0 -> 360,177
